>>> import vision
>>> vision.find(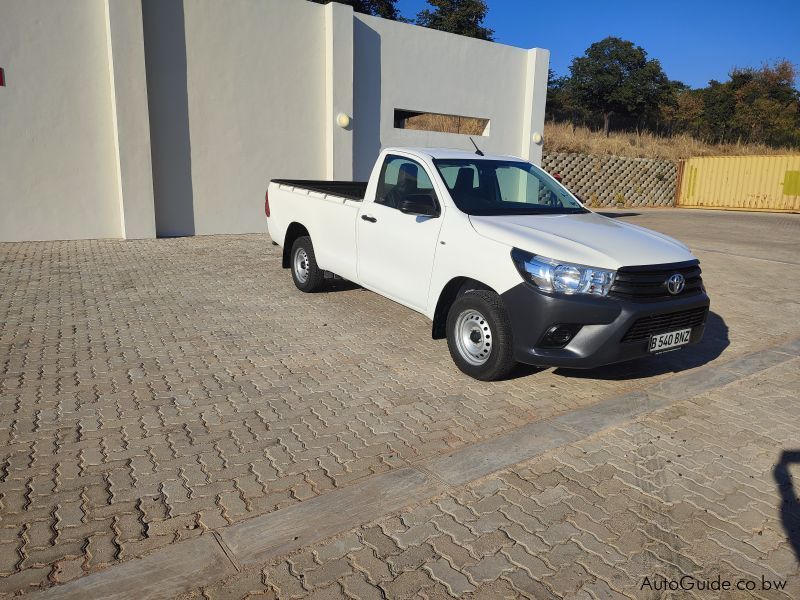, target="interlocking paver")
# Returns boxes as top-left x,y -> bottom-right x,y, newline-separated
501,543 -> 554,579
183,355 -> 799,600
339,572 -> 382,600
424,557 -> 475,596
379,569 -> 437,598
387,543 -> 435,572
301,557 -> 351,588
2,211 -> 799,596
263,561 -> 306,598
